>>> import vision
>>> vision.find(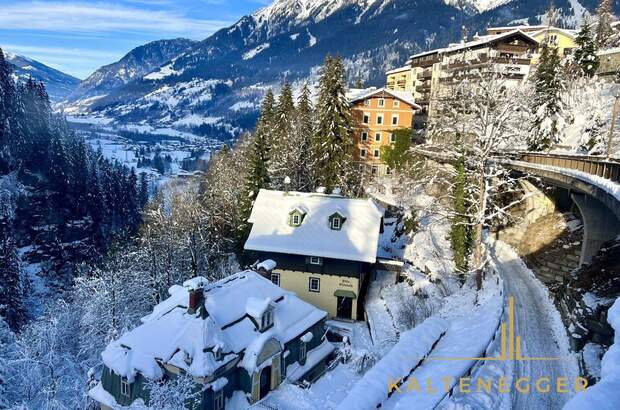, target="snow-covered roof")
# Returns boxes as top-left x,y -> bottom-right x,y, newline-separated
598,47 -> 620,56
408,48 -> 444,60
443,30 -> 539,55
385,65 -> 411,75
347,87 -> 420,110
101,270 -> 327,381
529,27 -> 577,40
486,24 -> 547,33
245,189 -> 384,263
